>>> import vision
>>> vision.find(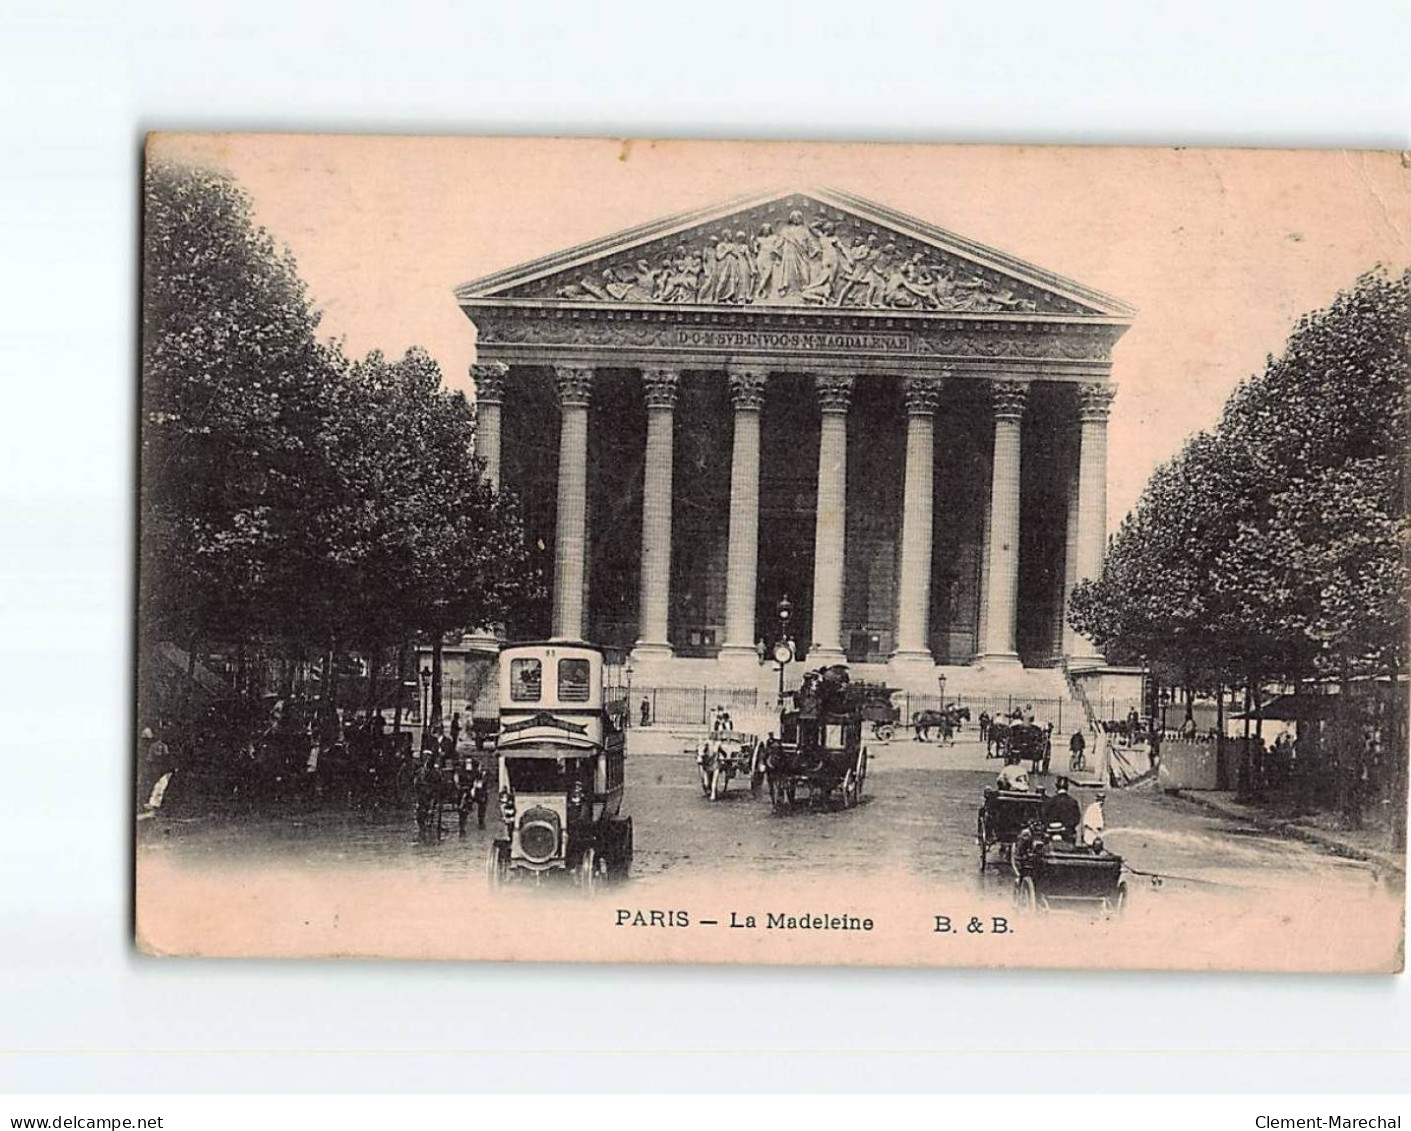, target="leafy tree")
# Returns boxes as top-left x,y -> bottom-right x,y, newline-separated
141,161 -> 546,746
141,160 -> 331,658
1071,267 -> 1409,814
